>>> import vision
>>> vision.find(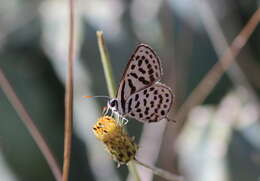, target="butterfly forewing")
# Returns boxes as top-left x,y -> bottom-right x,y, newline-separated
124,83 -> 173,123
116,44 -> 162,114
